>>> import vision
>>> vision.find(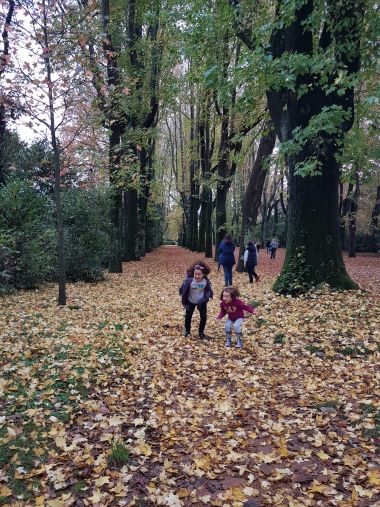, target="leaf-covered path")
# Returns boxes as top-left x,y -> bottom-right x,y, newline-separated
0,247 -> 379,506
